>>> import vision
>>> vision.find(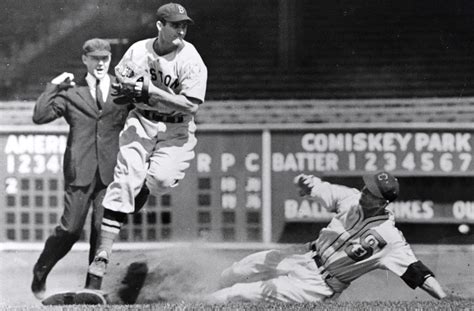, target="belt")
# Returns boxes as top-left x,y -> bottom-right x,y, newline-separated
313,254 -> 324,269
141,110 -> 184,123
312,253 -> 350,293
